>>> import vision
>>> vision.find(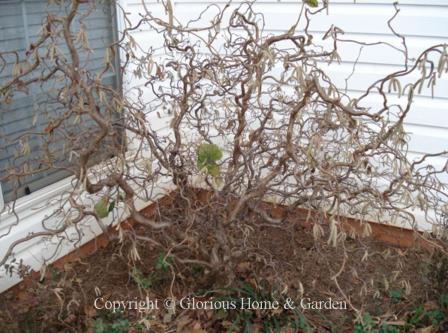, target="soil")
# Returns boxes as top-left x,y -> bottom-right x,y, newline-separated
0,192 -> 447,333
